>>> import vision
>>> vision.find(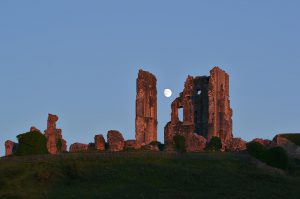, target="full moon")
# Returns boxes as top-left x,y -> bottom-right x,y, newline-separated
164,89 -> 172,98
